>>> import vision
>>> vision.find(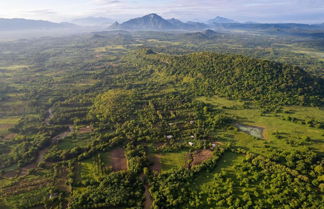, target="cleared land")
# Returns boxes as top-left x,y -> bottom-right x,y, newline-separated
190,149 -> 214,167
0,116 -> 20,137
109,148 -> 127,171
149,154 -> 161,173
198,96 -> 324,153
193,152 -> 245,190
152,151 -> 188,172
